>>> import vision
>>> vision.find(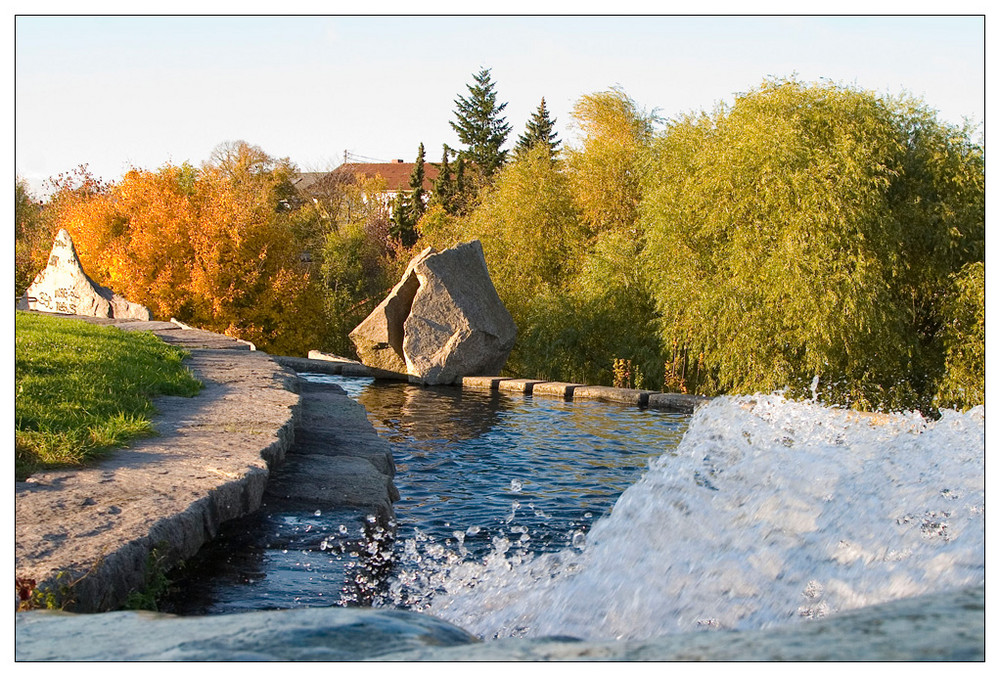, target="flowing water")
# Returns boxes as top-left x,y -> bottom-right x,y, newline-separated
379,392 -> 985,641
162,374 -> 689,615
165,375 -> 984,644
